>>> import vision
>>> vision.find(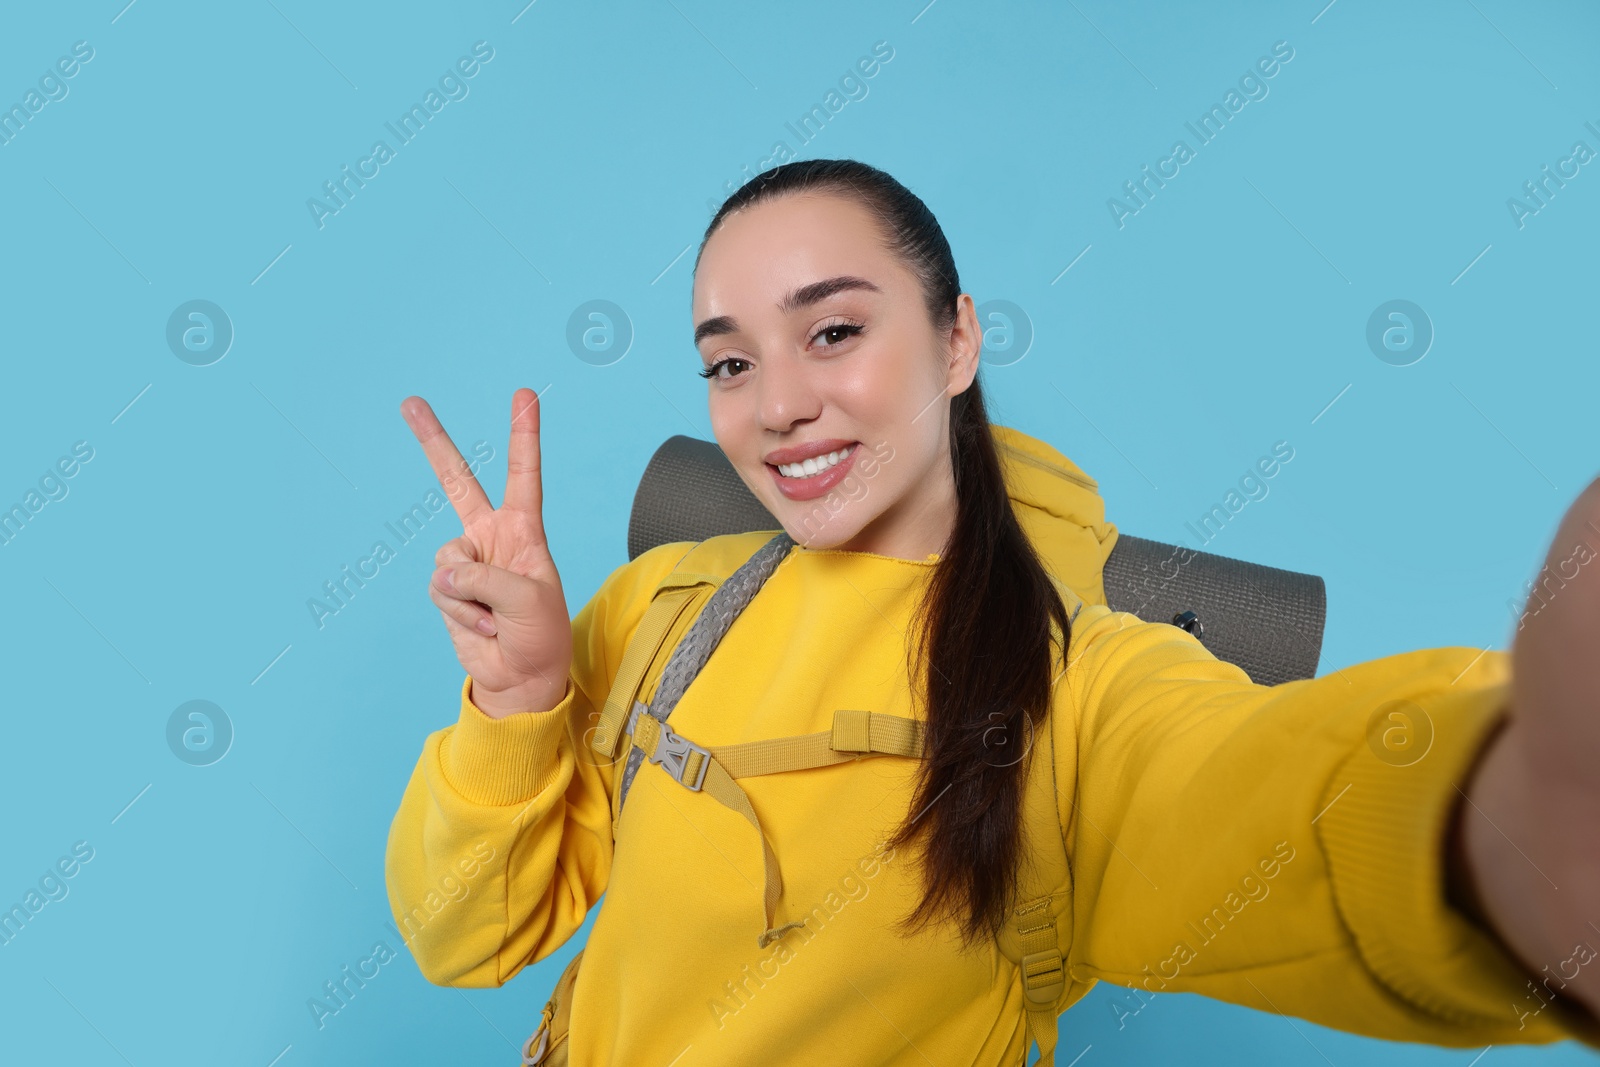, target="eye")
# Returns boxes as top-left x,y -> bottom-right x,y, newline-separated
698,357 -> 752,381
812,320 -> 865,349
